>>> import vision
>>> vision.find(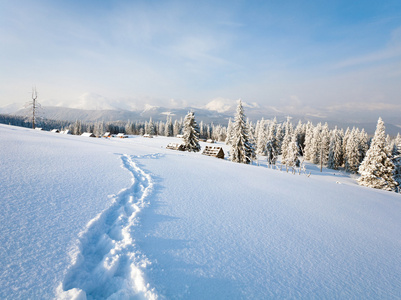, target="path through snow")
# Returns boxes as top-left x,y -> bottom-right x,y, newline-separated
57,154 -> 160,300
